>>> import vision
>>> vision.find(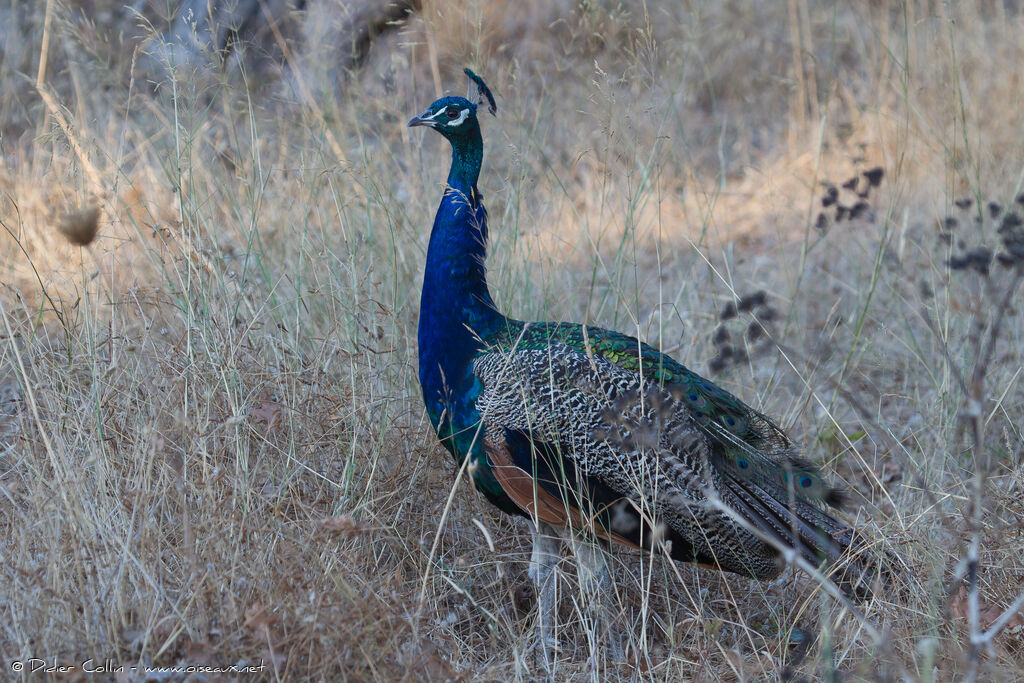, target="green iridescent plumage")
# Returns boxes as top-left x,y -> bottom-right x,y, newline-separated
484,320 -> 844,512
